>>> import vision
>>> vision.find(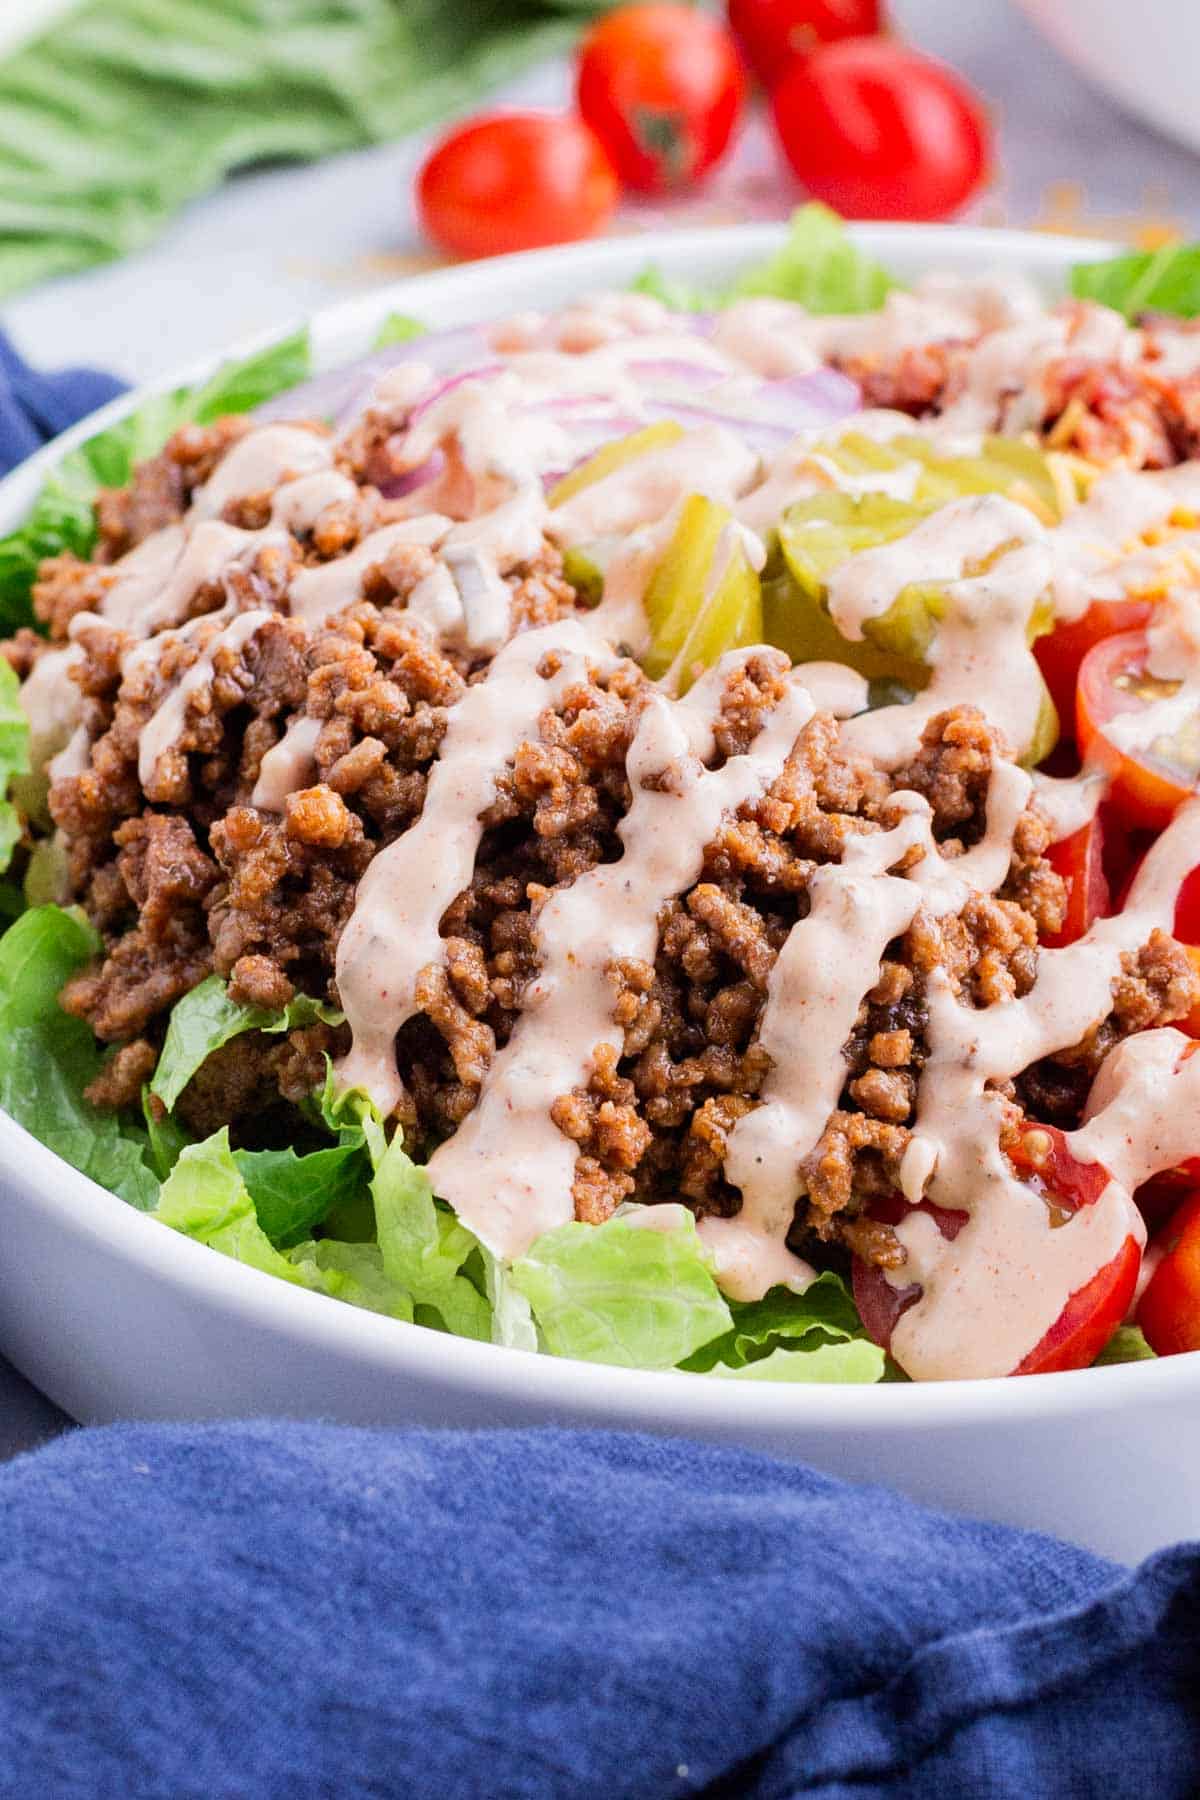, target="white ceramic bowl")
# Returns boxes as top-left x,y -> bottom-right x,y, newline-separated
1,223 -> 1194,1566
1015,0 -> 1200,156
